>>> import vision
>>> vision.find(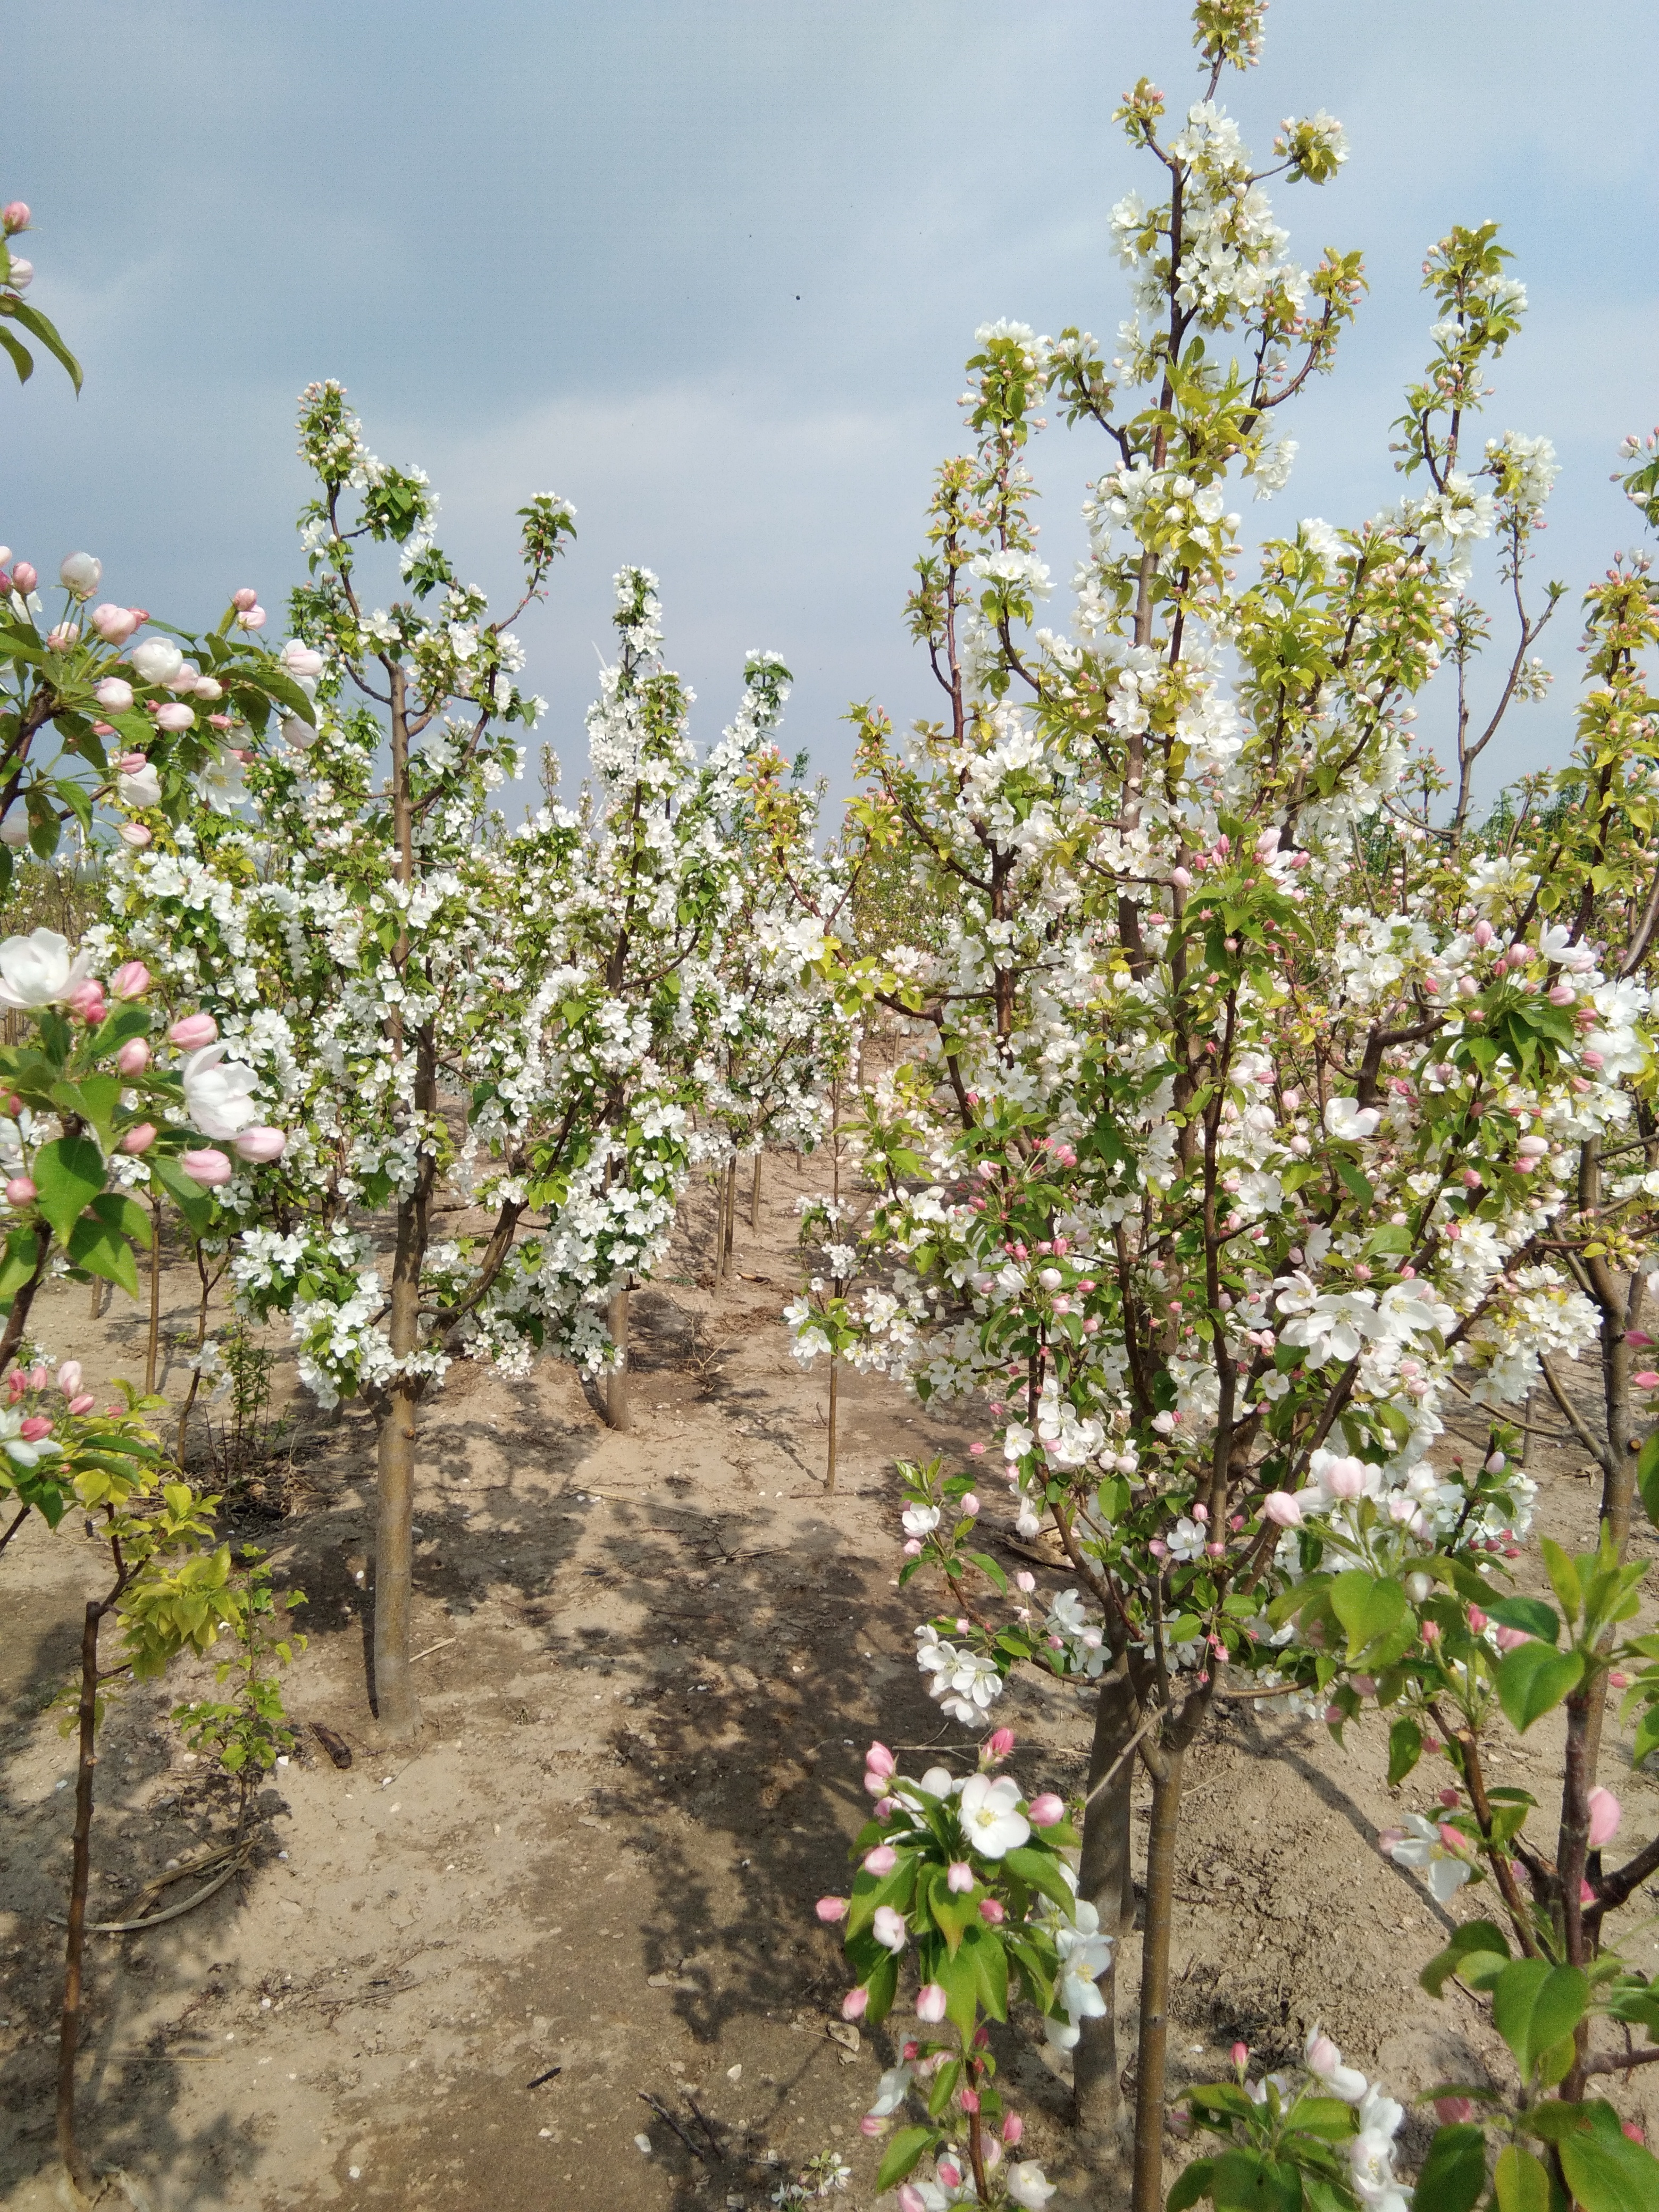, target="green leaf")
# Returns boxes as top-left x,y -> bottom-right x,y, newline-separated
1413,2124 -> 1488,2212
31,1134 -> 106,1248
147,1153 -> 213,1235
1335,1157 -> 1374,1207
1330,1571 -> 1406,1658
970,1921 -> 1008,2021
963,1549 -> 1009,1594
66,1212 -> 139,1298
5,298 -> 82,392
0,1228 -> 40,1305
1557,2115 -> 1659,2212
874,2127 -> 935,2194
1002,1847 -> 1077,1913
1493,2144 -> 1552,2212
0,323 -> 33,383
1168,2157 -> 1216,2212
1387,1715 -> 1423,1787
1539,1537 -> 1580,1622
1210,2149 -> 1299,2212
1485,1597 -> 1561,1646
1497,1642 -> 1585,1733
1421,1921 -> 1512,1998
1492,1959 -> 1588,2079
1638,1431 -> 1659,1538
